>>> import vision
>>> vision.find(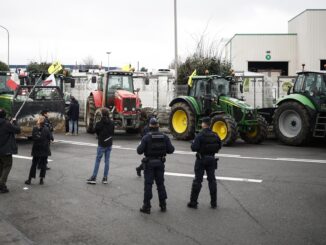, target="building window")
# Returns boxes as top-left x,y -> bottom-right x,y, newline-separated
321,60 -> 326,70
